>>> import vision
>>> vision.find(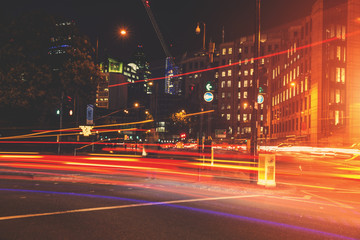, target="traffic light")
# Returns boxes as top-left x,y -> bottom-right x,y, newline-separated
259,67 -> 267,93
65,95 -> 74,116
